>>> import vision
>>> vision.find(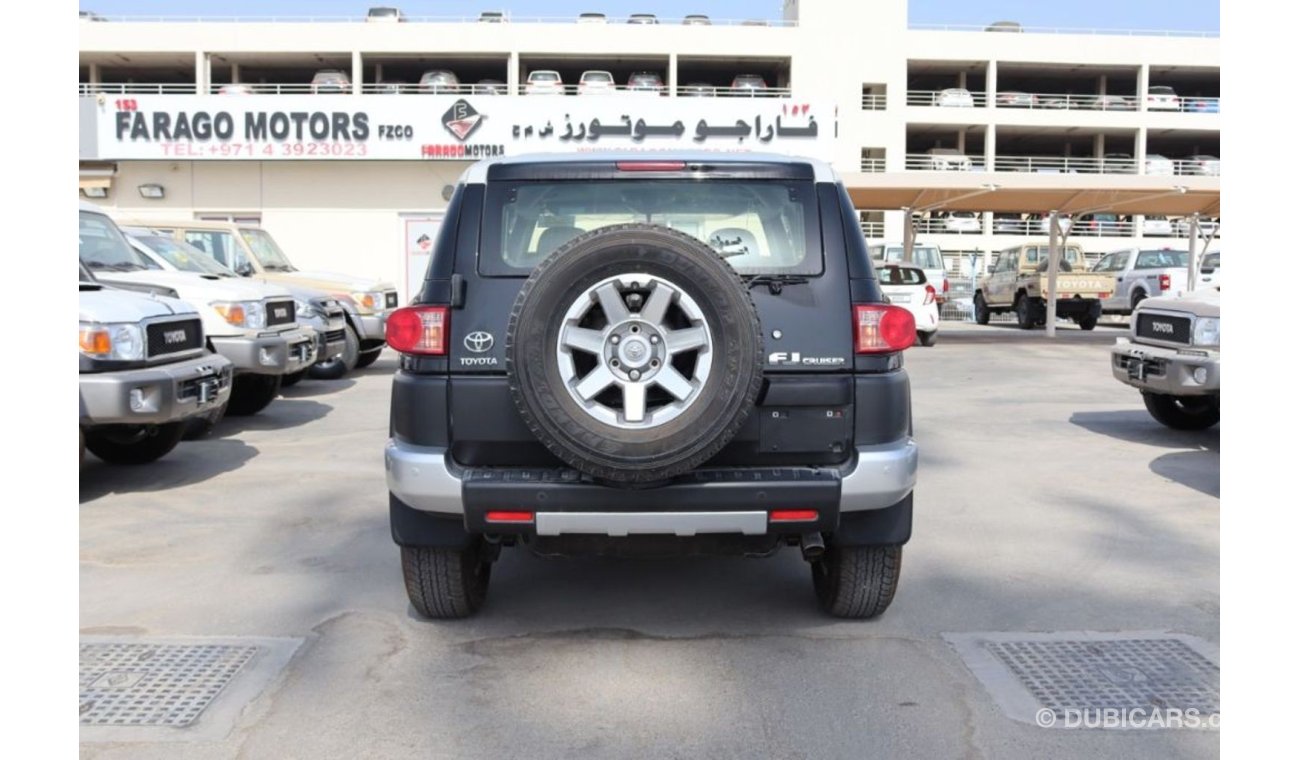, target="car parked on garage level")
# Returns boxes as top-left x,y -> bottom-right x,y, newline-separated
1182,154 -> 1221,176
975,242 -> 1113,330
82,206 -> 318,426
878,265 -> 940,346
120,228 -> 350,385
936,88 -> 975,107
79,261 -> 233,465
145,219 -> 398,373
216,83 -> 257,95
478,10 -> 506,22
628,71 -> 666,94
926,148 -> 973,171
682,14 -> 711,25
996,91 -> 1036,108
679,82 -> 717,97
985,20 -> 1022,32
1092,247 -> 1192,315
730,74 -> 770,96
386,152 -> 918,620
944,211 -> 981,233
474,79 -> 507,95
310,69 -> 351,94
577,12 -> 607,23
868,242 -> 950,305
366,6 -> 404,22
1111,288 -> 1219,429
578,70 -> 616,95
524,70 -> 564,95
627,13 -> 659,24
1146,85 -> 1180,111
1145,154 -> 1176,175
418,70 -> 460,94
1142,215 -> 1174,236
1087,94 -> 1136,111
